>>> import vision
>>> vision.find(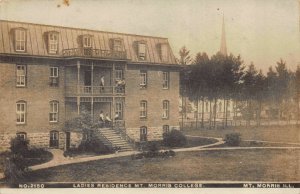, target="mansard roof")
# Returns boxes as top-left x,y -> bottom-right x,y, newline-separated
0,20 -> 177,65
